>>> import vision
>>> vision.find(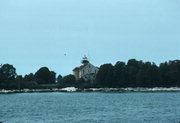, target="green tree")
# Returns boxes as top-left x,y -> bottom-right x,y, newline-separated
146,63 -> 161,87
15,75 -> 24,89
50,71 -> 56,83
114,61 -> 126,87
24,73 -> 35,82
96,64 -> 114,87
57,74 -> 62,83
59,74 -> 76,87
0,64 -> 17,89
126,59 -> 140,87
160,60 -> 180,86
34,67 -> 56,84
